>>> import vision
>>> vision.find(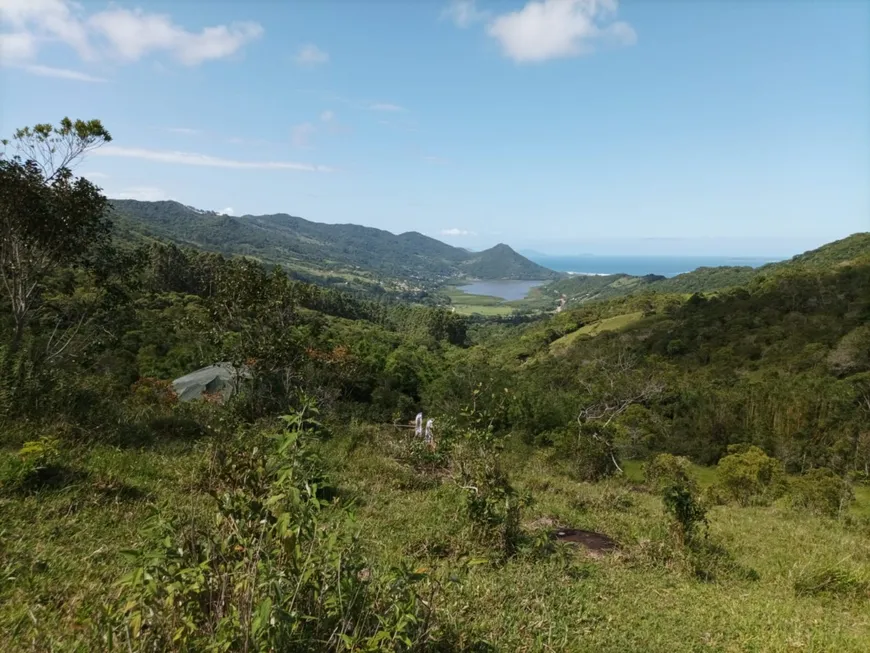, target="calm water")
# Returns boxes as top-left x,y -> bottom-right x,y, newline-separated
526,255 -> 779,278
458,280 -> 545,301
